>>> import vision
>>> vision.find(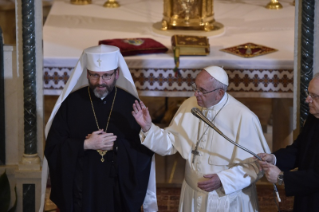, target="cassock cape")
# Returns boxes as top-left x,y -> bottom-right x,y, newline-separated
274,114 -> 319,212
141,93 -> 271,212
45,86 -> 154,211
